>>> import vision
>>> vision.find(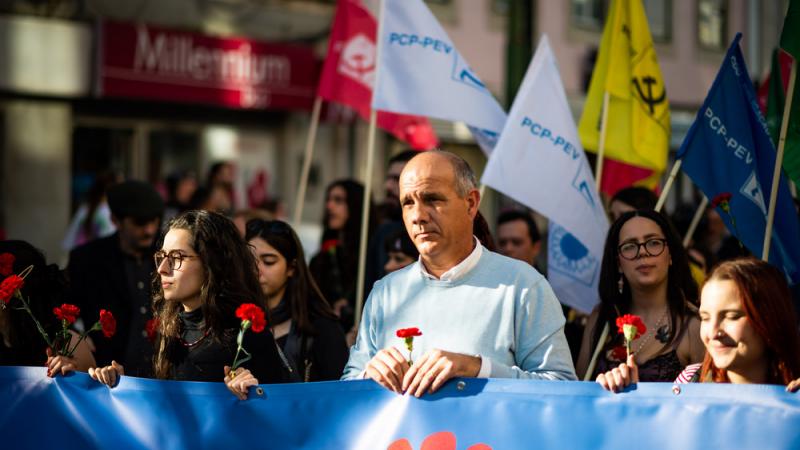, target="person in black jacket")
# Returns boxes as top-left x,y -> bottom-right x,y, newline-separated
67,180 -> 164,377
87,210 -> 284,399
245,219 -> 348,382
